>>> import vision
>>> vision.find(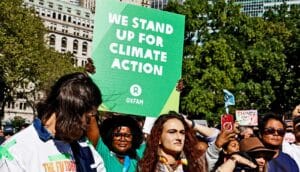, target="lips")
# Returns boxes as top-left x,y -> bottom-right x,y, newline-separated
117,144 -> 128,147
173,142 -> 183,146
